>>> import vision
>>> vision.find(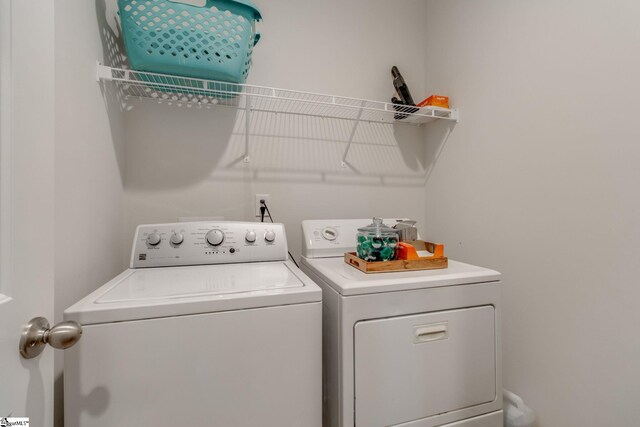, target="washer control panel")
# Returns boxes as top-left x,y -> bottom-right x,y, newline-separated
131,221 -> 287,268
